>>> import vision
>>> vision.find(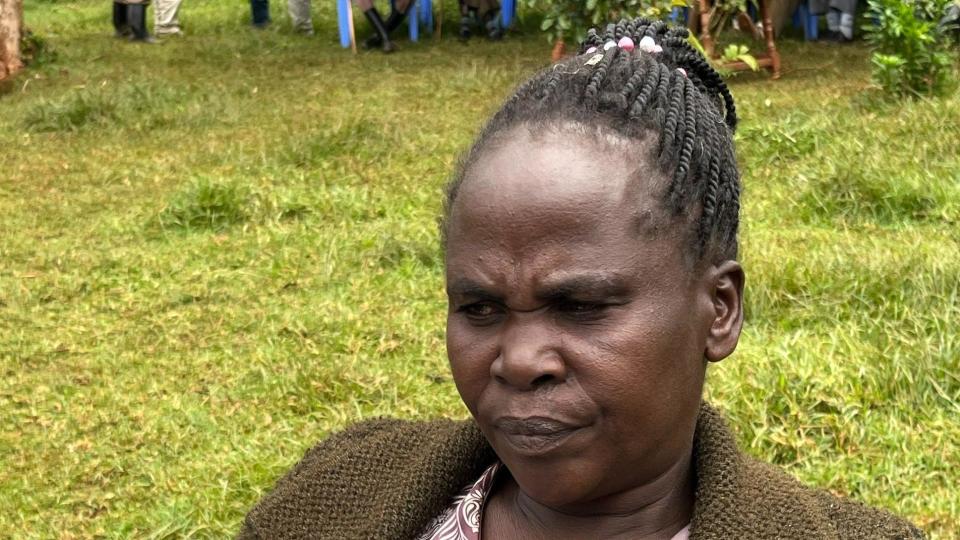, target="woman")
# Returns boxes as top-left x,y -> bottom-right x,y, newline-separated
238,17 -> 923,539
